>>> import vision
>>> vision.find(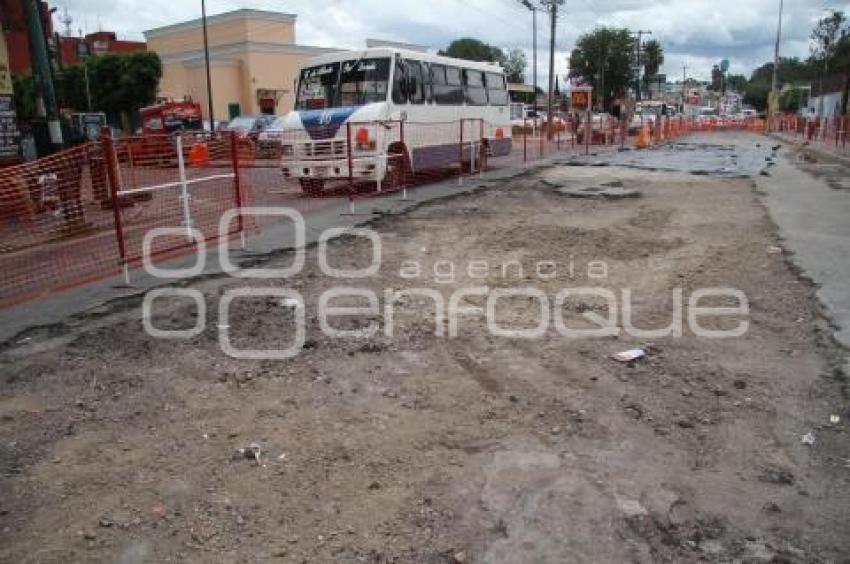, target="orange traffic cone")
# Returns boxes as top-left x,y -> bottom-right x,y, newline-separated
189,141 -> 210,167
635,121 -> 652,149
